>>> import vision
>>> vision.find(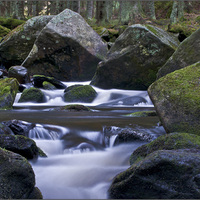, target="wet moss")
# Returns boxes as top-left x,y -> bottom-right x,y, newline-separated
0,17 -> 25,30
0,25 -> 11,38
